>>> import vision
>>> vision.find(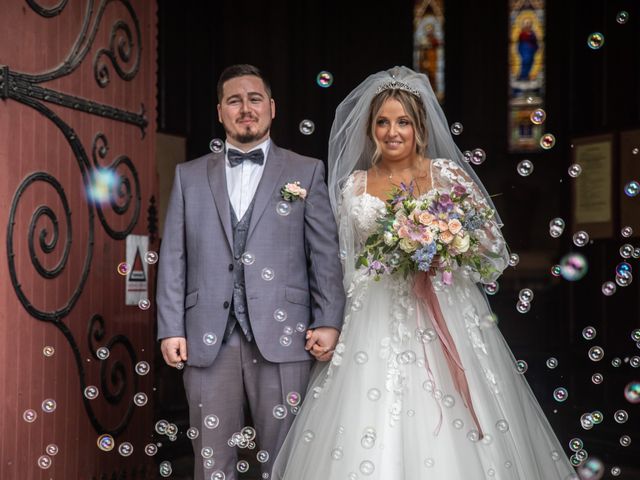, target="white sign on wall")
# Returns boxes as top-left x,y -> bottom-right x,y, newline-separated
125,234 -> 149,306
